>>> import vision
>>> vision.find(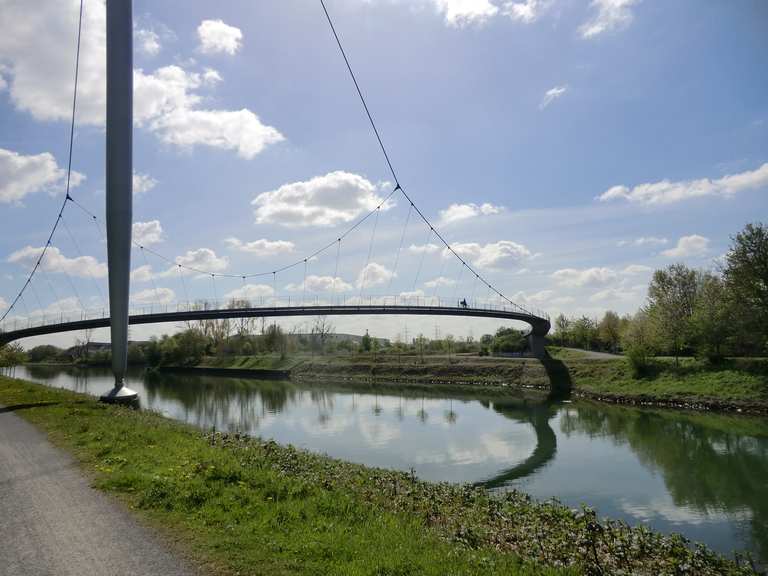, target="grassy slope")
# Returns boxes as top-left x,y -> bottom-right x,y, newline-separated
0,376 -> 755,576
